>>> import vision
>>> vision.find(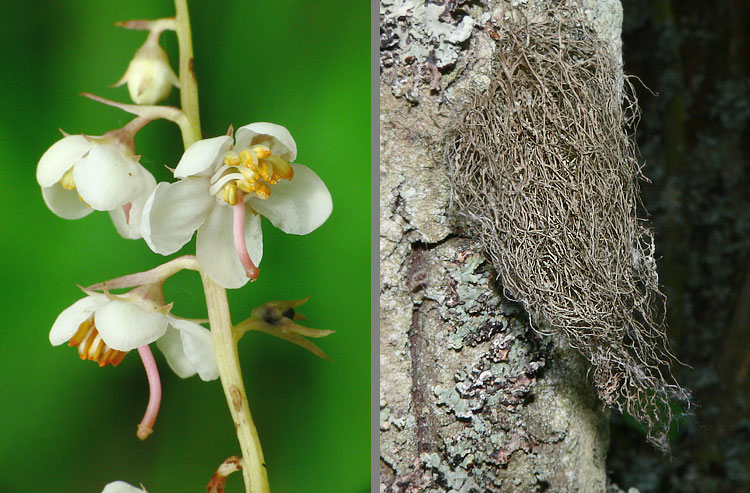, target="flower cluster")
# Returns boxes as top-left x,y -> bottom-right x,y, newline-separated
38,7 -> 334,490
38,121 -> 332,441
